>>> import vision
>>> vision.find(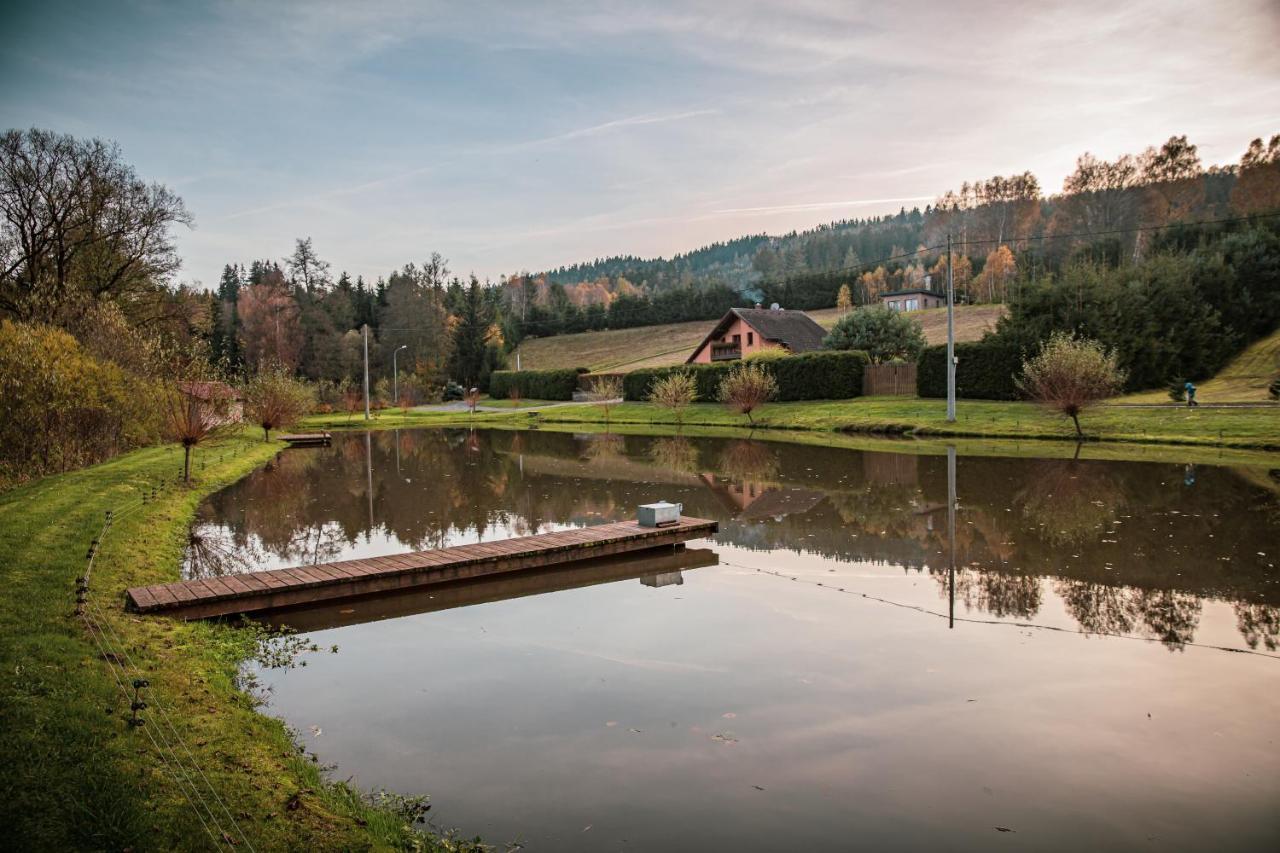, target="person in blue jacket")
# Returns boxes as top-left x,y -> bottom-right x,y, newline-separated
1184,380 -> 1199,407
